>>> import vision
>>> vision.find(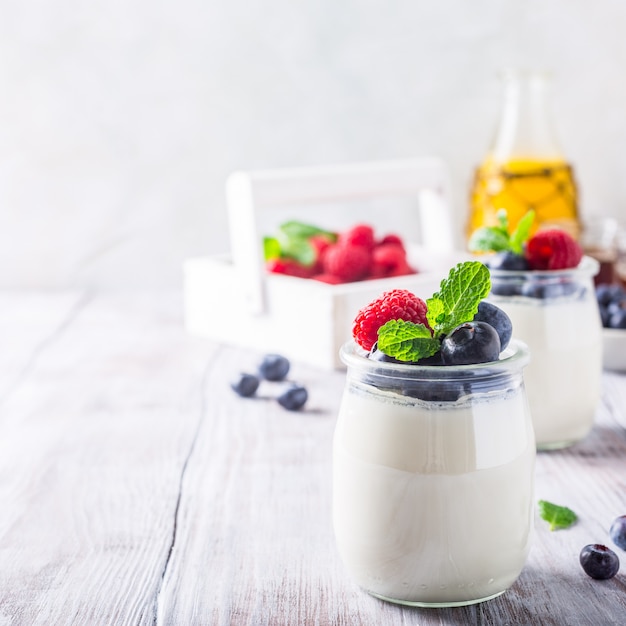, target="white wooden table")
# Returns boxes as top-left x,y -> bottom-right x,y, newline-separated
1,291 -> 626,626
